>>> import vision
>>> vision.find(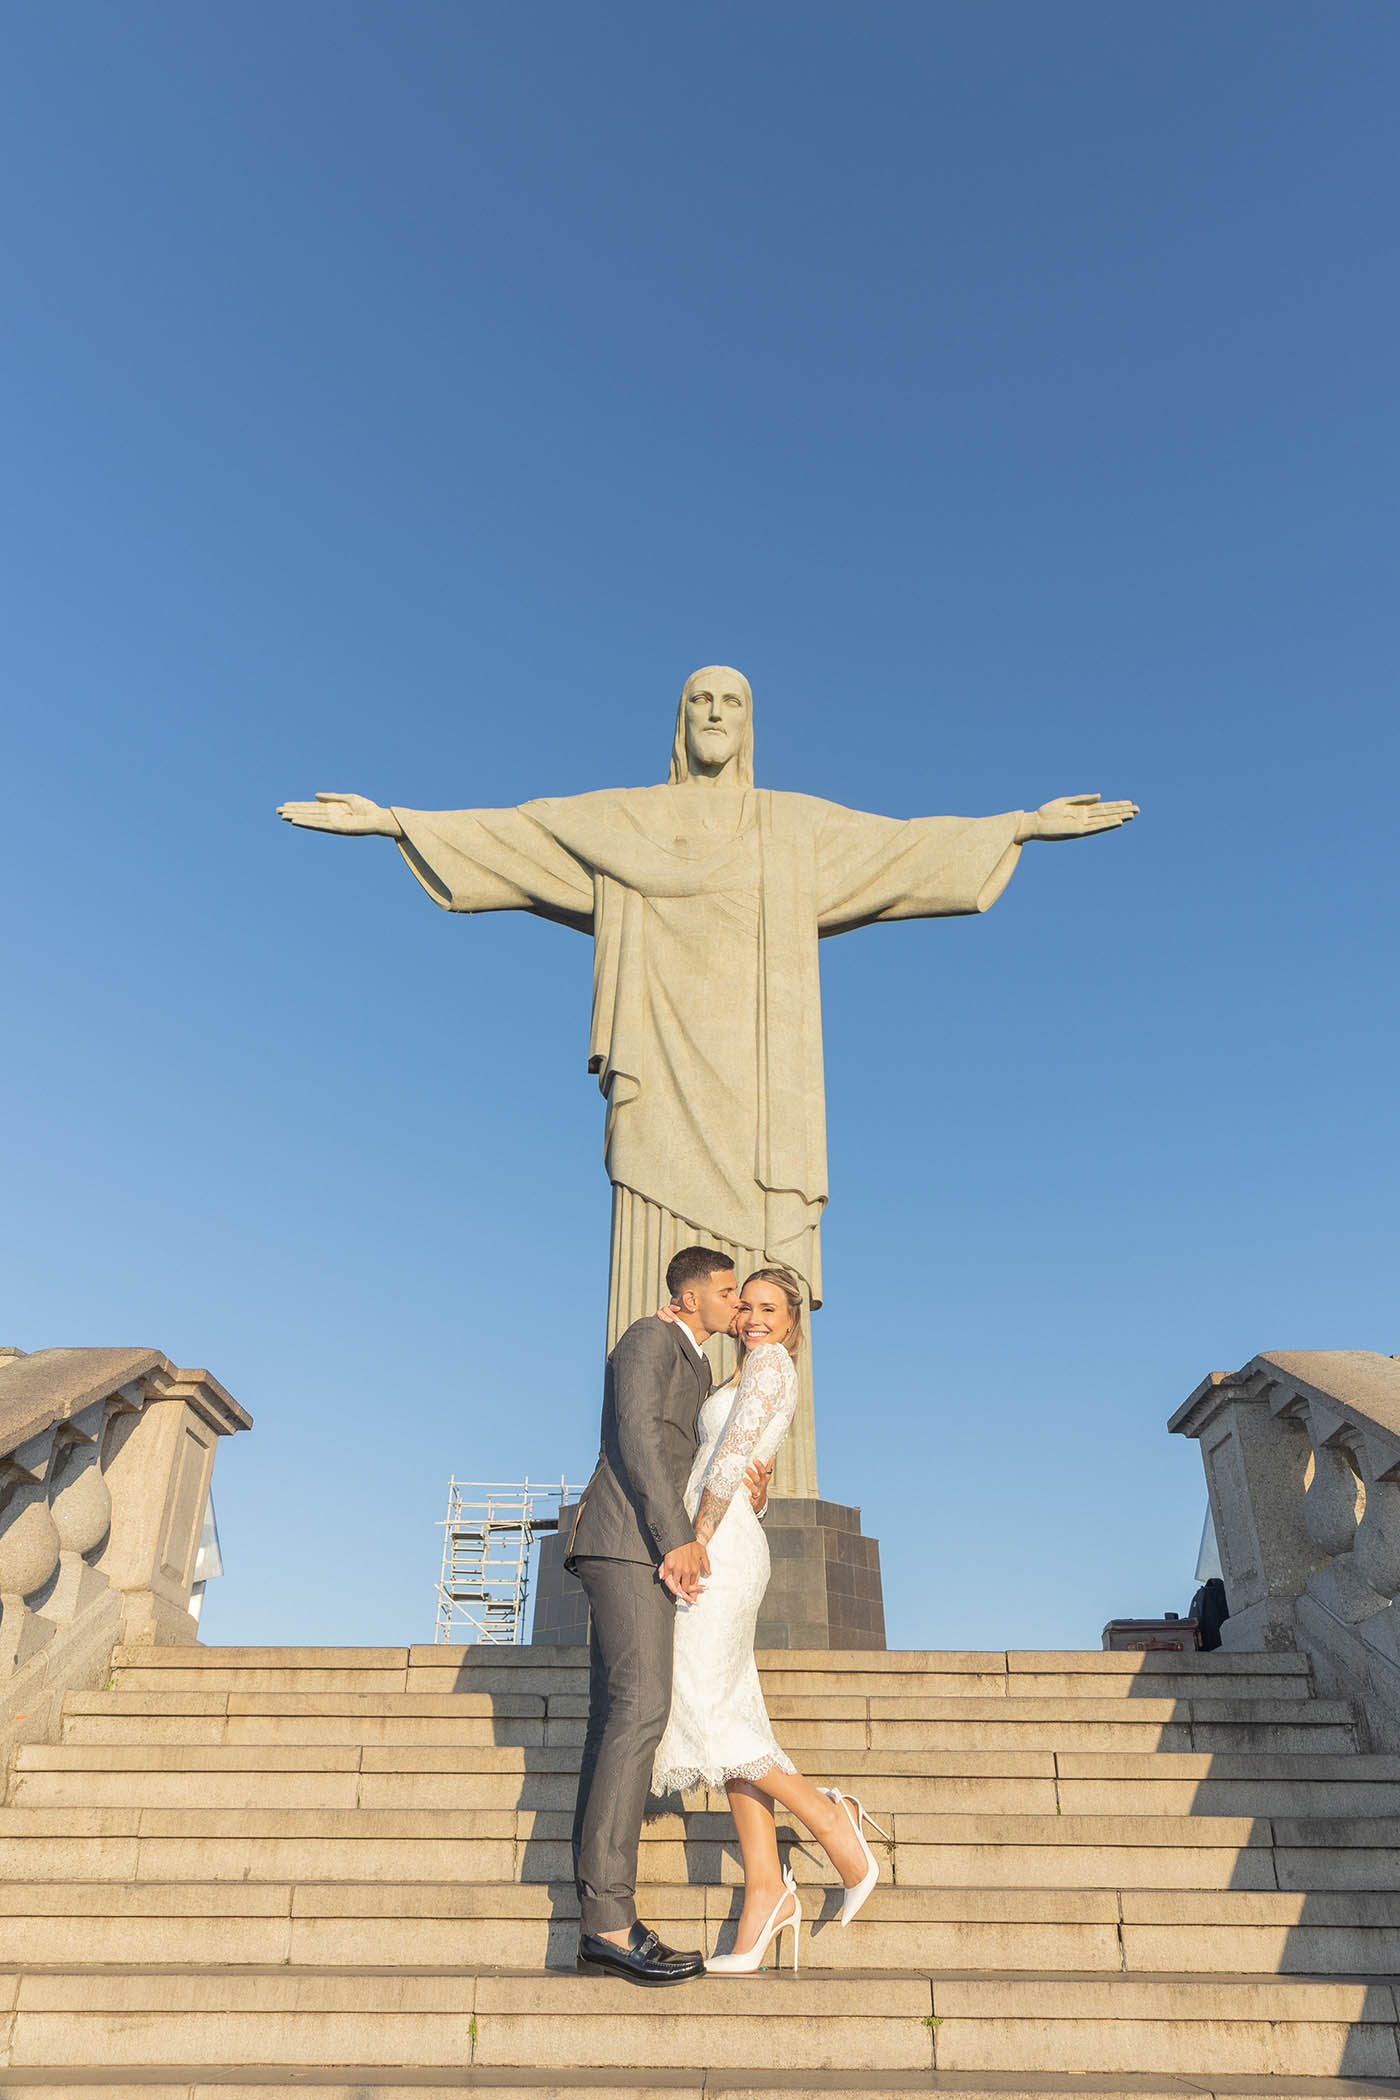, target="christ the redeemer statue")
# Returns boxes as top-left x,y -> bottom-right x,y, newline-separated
279,666 -> 1136,1497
